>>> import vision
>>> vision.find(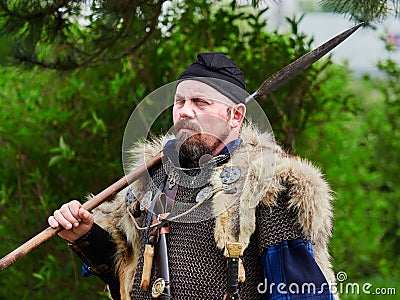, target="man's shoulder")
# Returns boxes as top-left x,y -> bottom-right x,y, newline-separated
239,123 -> 333,231
240,123 -> 329,189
